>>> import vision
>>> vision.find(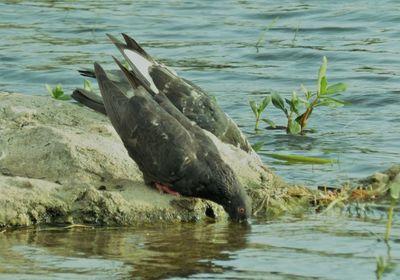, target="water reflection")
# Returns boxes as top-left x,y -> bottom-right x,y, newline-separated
0,222 -> 250,279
